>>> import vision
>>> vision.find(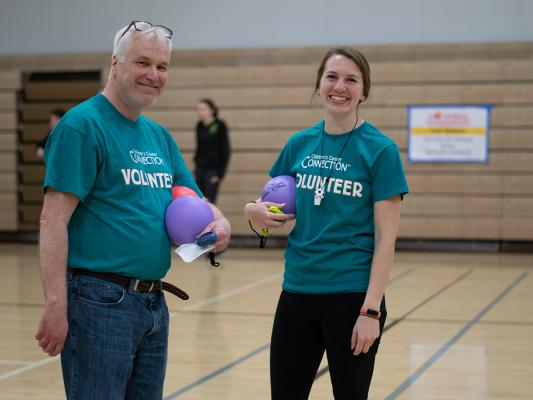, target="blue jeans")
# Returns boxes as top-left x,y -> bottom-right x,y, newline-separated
62,269 -> 169,400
